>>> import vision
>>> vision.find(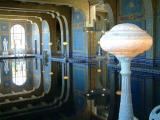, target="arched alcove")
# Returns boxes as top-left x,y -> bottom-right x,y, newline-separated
54,14 -> 70,57
95,2 -> 114,31
56,16 -> 64,56
61,15 -> 70,57
42,20 -> 51,56
32,23 -> 40,55
95,2 -> 114,56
